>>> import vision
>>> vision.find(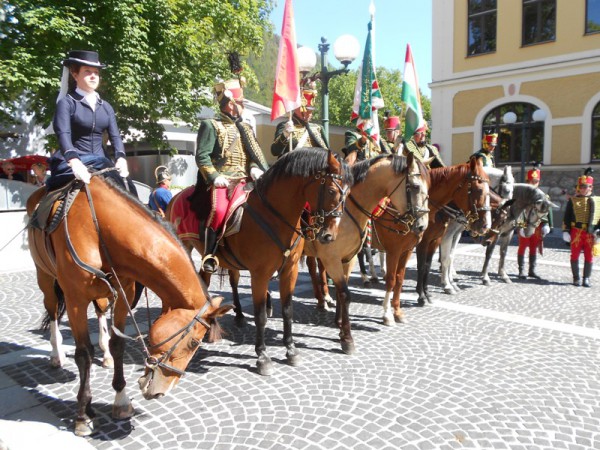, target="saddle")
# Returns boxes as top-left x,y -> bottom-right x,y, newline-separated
173,181 -> 254,241
29,180 -> 82,234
